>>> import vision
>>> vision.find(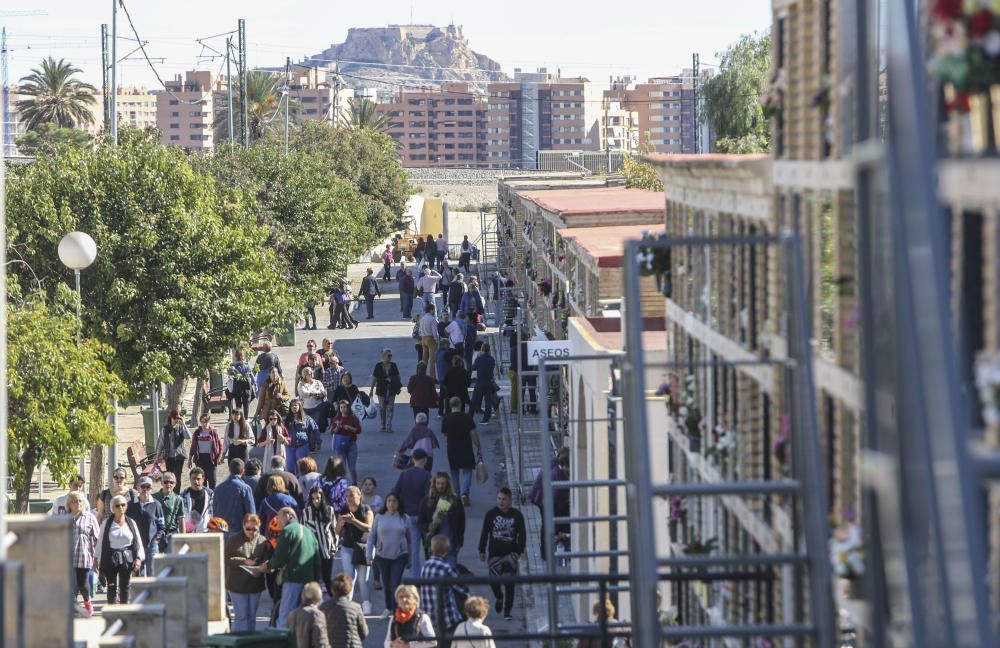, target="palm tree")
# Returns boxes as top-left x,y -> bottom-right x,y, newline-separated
344,97 -> 390,133
214,70 -> 299,145
15,57 -> 98,131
